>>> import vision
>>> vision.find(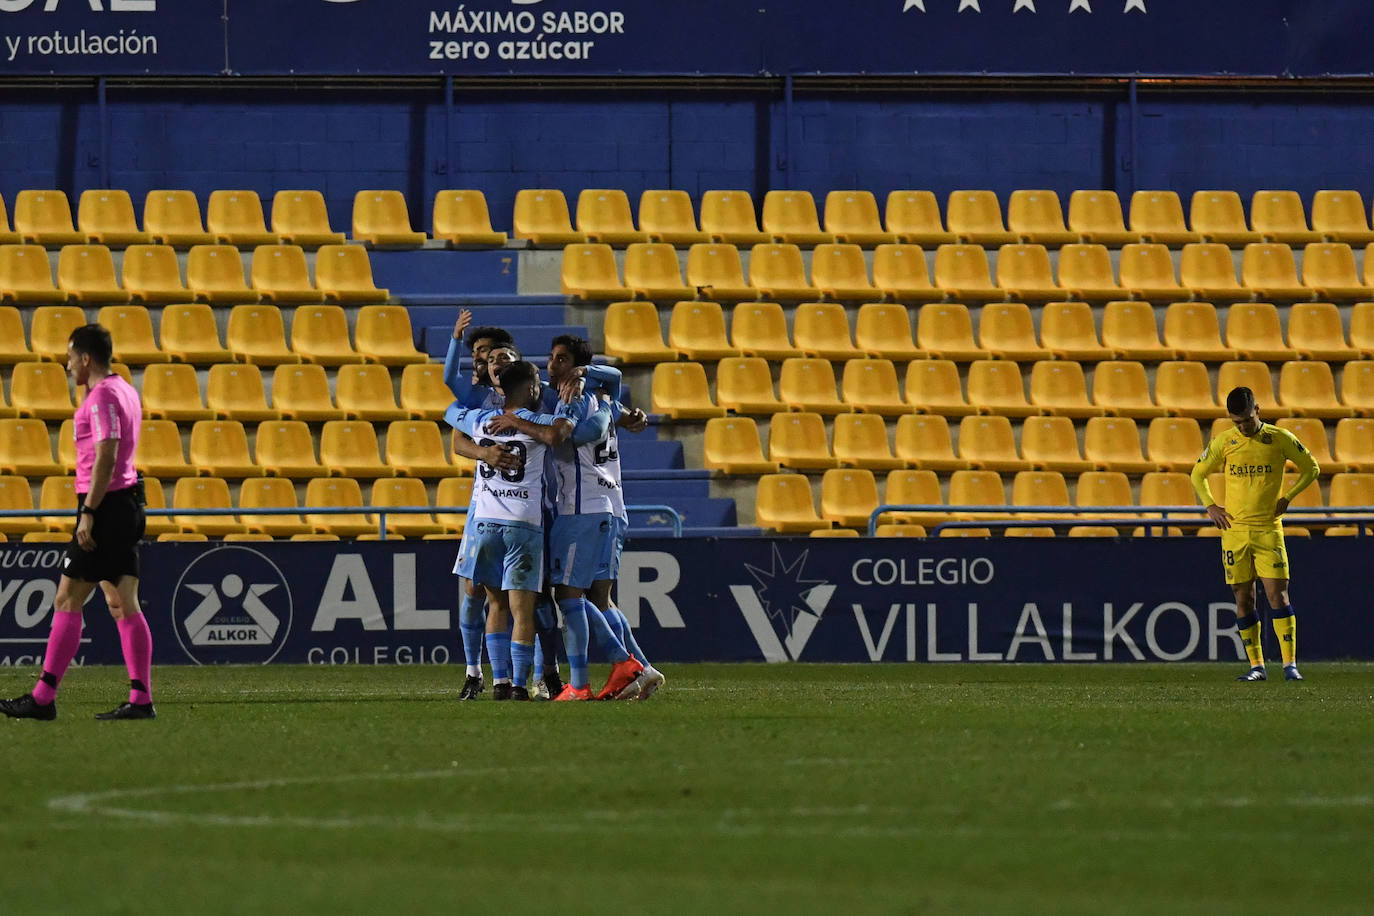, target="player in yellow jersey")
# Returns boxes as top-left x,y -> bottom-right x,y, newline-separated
1191,387 -> 1318,681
